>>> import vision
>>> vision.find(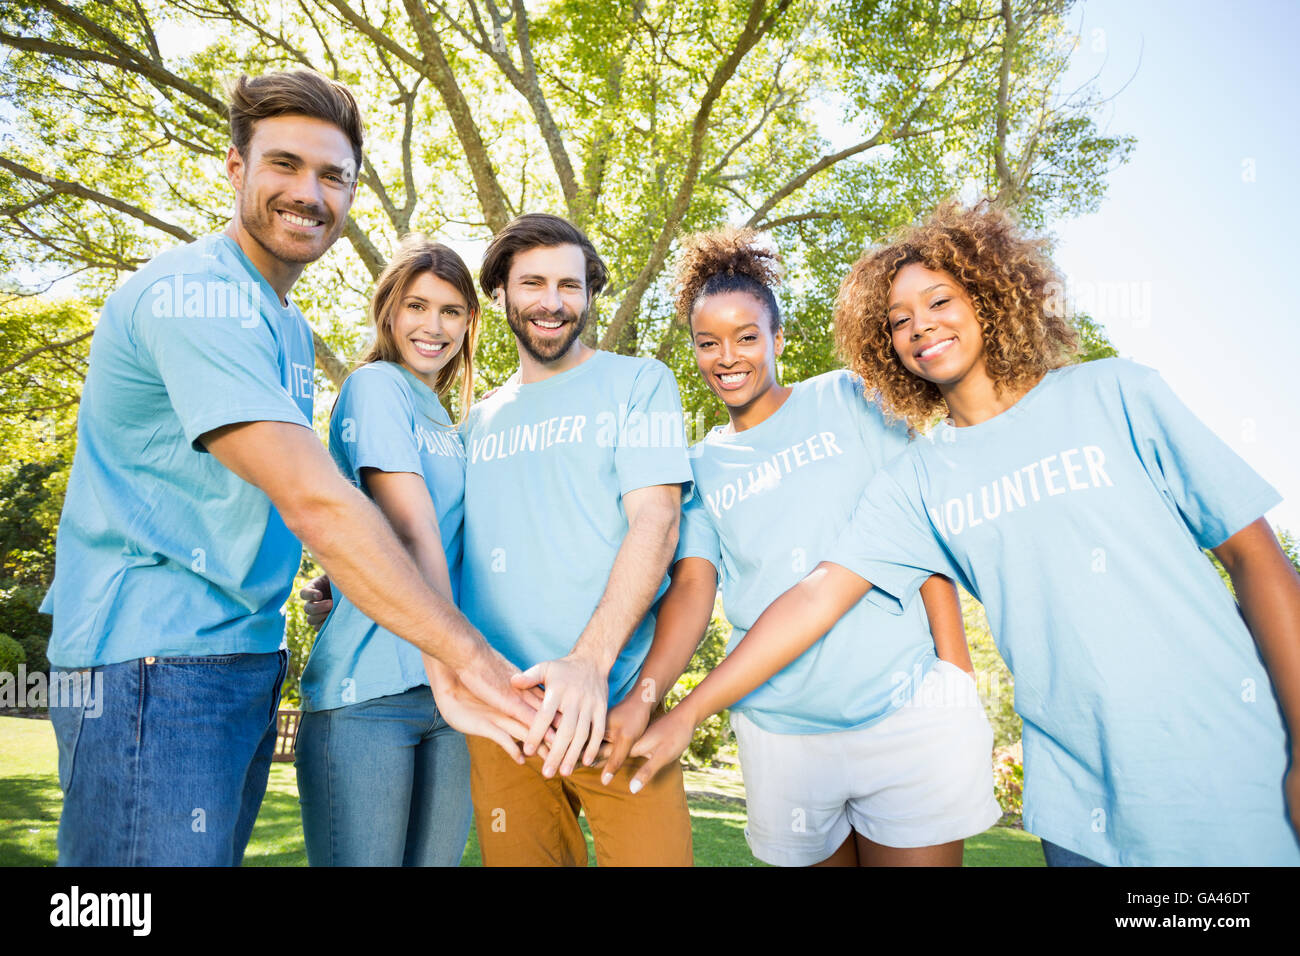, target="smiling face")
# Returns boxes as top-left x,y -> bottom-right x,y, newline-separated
499,243 -> 591,364
227,114 -> 356,273
691,290 -> 784,416
389,271 -> 470,389
887,263 -> 987,389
